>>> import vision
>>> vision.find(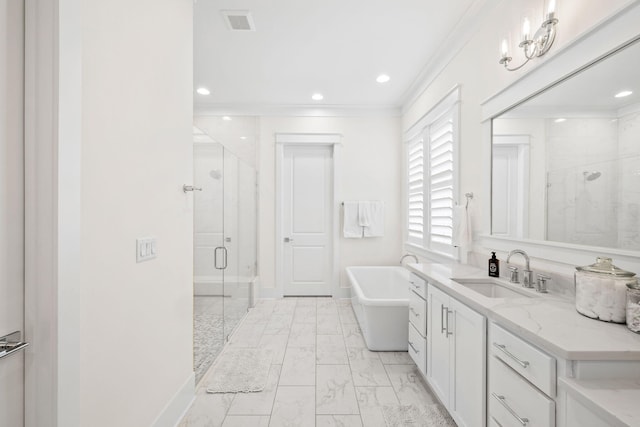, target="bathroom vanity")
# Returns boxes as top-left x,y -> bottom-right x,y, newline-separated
405,262 -> 640,427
